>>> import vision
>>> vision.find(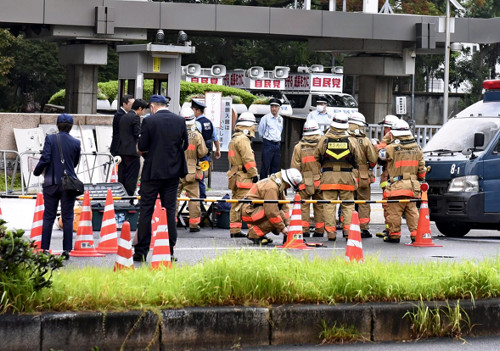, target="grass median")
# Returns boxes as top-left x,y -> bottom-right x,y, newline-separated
27,250 -> 500,312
